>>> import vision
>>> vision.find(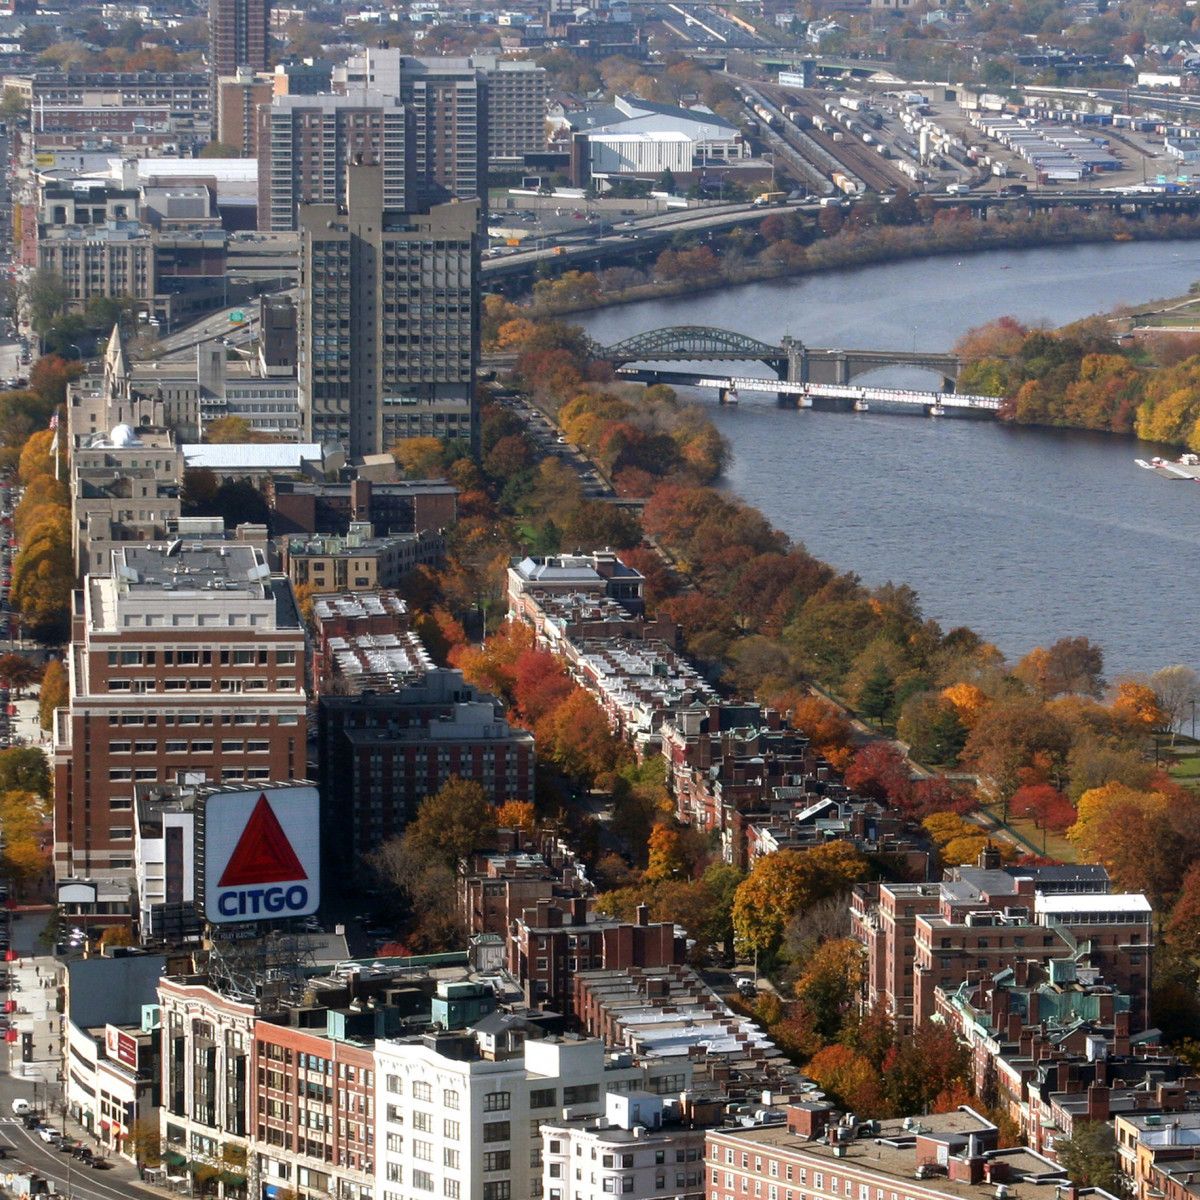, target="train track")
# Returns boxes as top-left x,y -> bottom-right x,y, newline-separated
759,84 -> 912,192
